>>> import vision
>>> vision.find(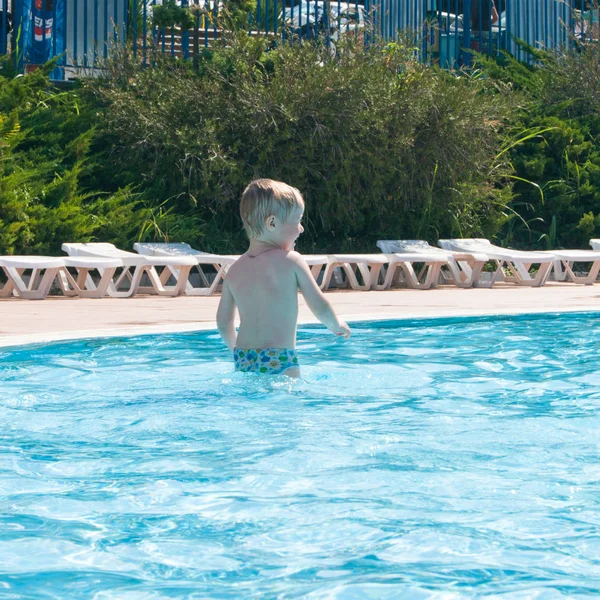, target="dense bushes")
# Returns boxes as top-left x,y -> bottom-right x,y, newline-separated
480,42 -> 600,249
0,61 -> 158,255
2,30 -> 599,256
83,32 -> 514,253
